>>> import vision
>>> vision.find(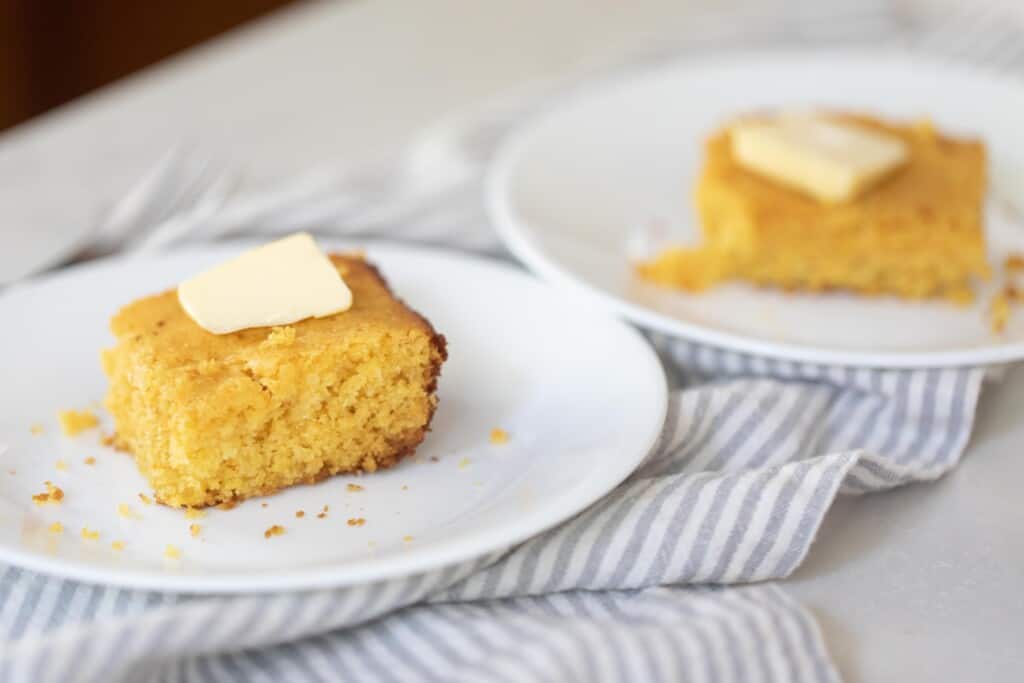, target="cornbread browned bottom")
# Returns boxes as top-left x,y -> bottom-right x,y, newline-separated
638,113 -> 990,302
102,254 -> 447,508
